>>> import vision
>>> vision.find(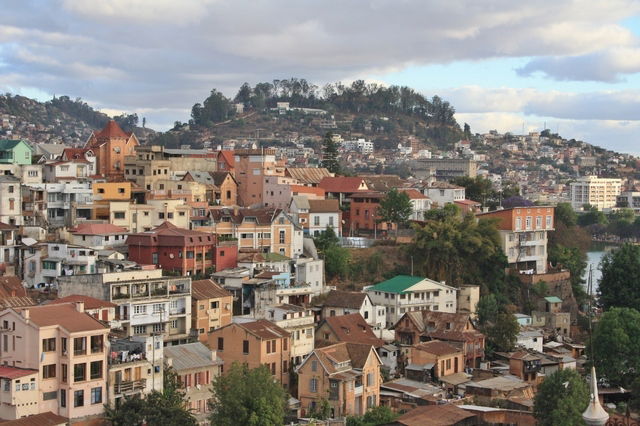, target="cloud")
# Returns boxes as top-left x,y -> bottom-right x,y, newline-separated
517,47 -> 640,82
